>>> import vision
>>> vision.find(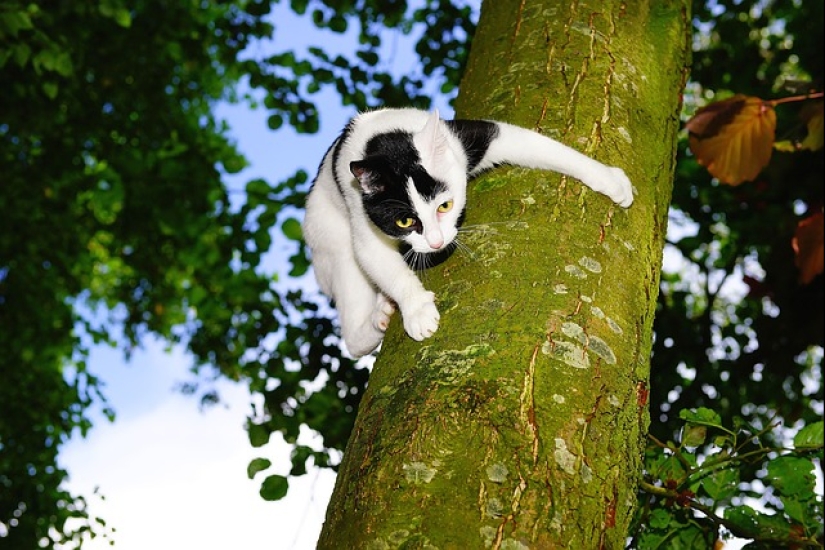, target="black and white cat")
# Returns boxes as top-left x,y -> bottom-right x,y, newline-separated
303,108 -> 633,358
